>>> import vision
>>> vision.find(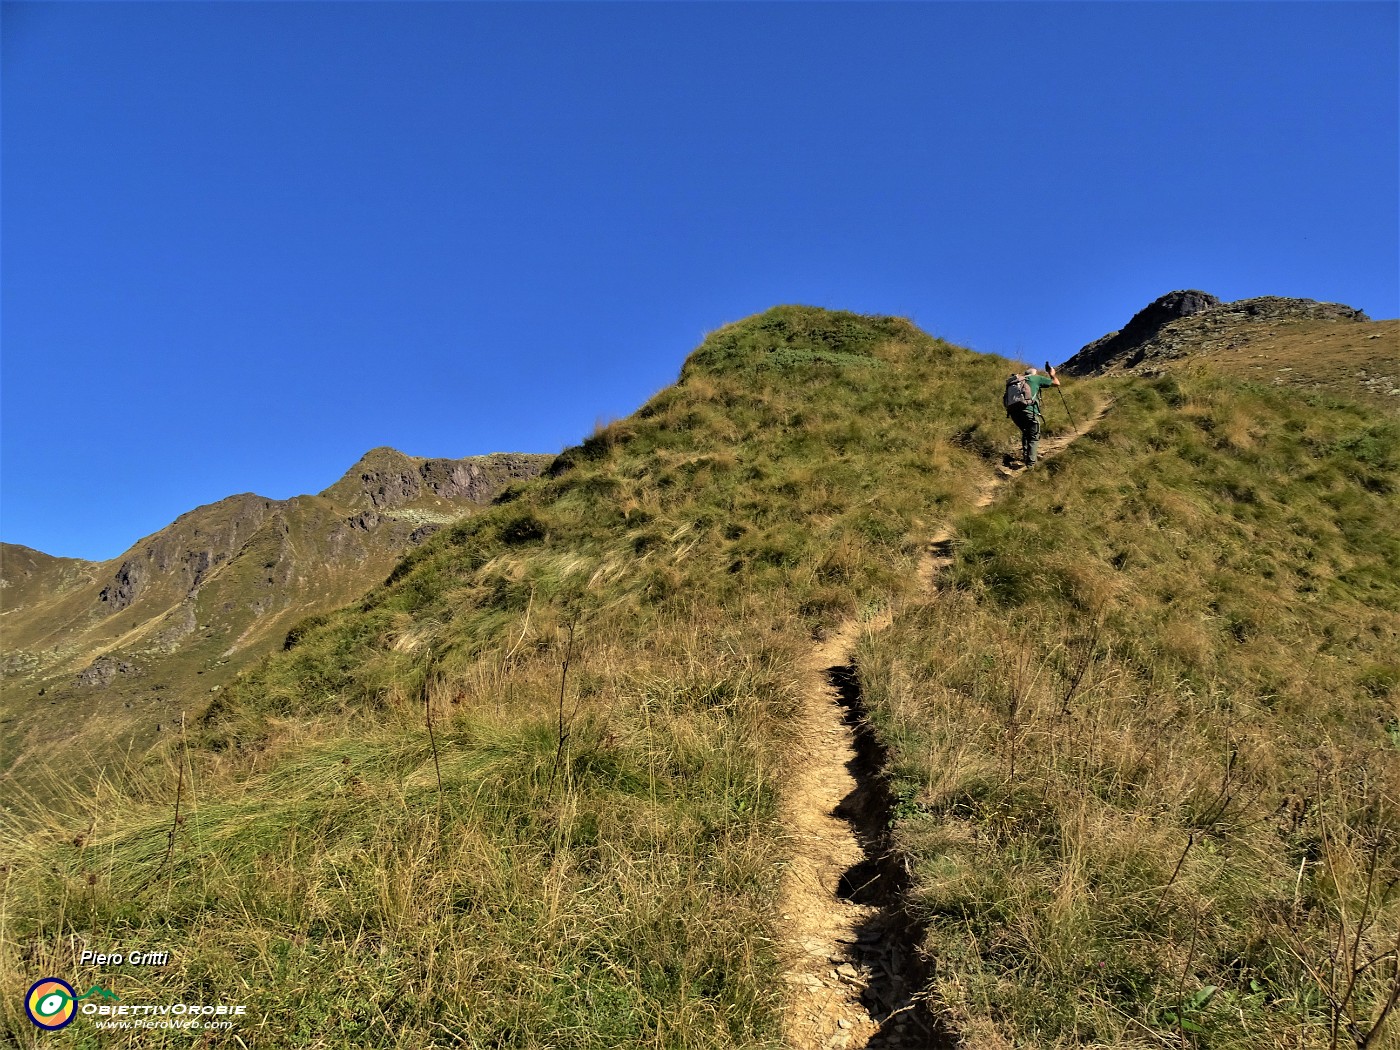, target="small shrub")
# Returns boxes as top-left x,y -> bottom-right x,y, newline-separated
498,511 -> 548,546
